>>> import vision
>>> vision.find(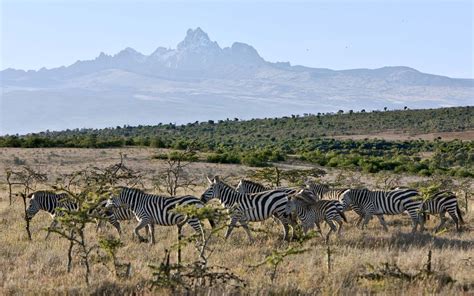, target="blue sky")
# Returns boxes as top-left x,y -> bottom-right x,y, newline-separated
1,0 -> 473,78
